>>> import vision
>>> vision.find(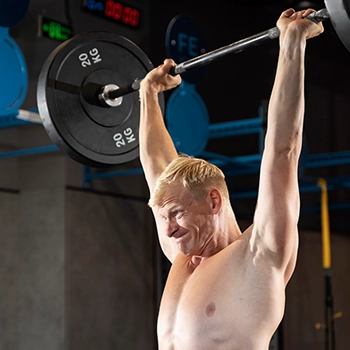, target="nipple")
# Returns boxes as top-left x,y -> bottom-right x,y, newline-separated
206,303 -> 216,317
